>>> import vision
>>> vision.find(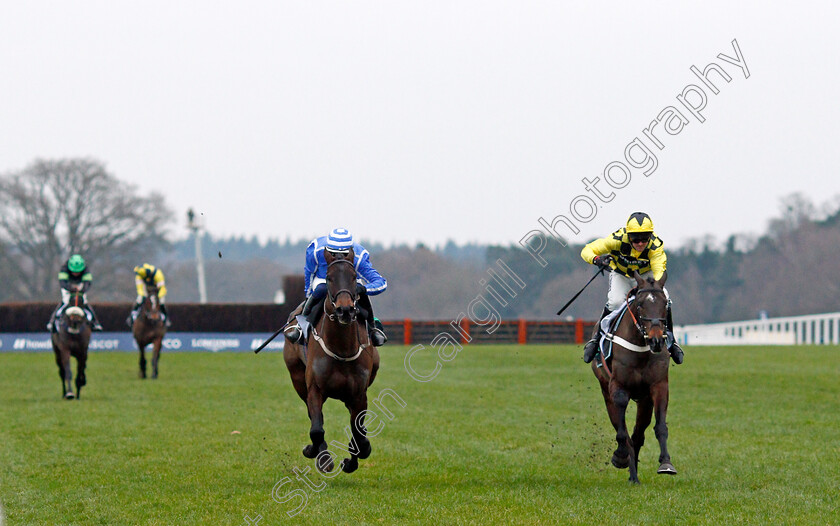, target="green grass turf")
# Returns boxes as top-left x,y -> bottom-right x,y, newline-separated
0,345 -> 838,525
